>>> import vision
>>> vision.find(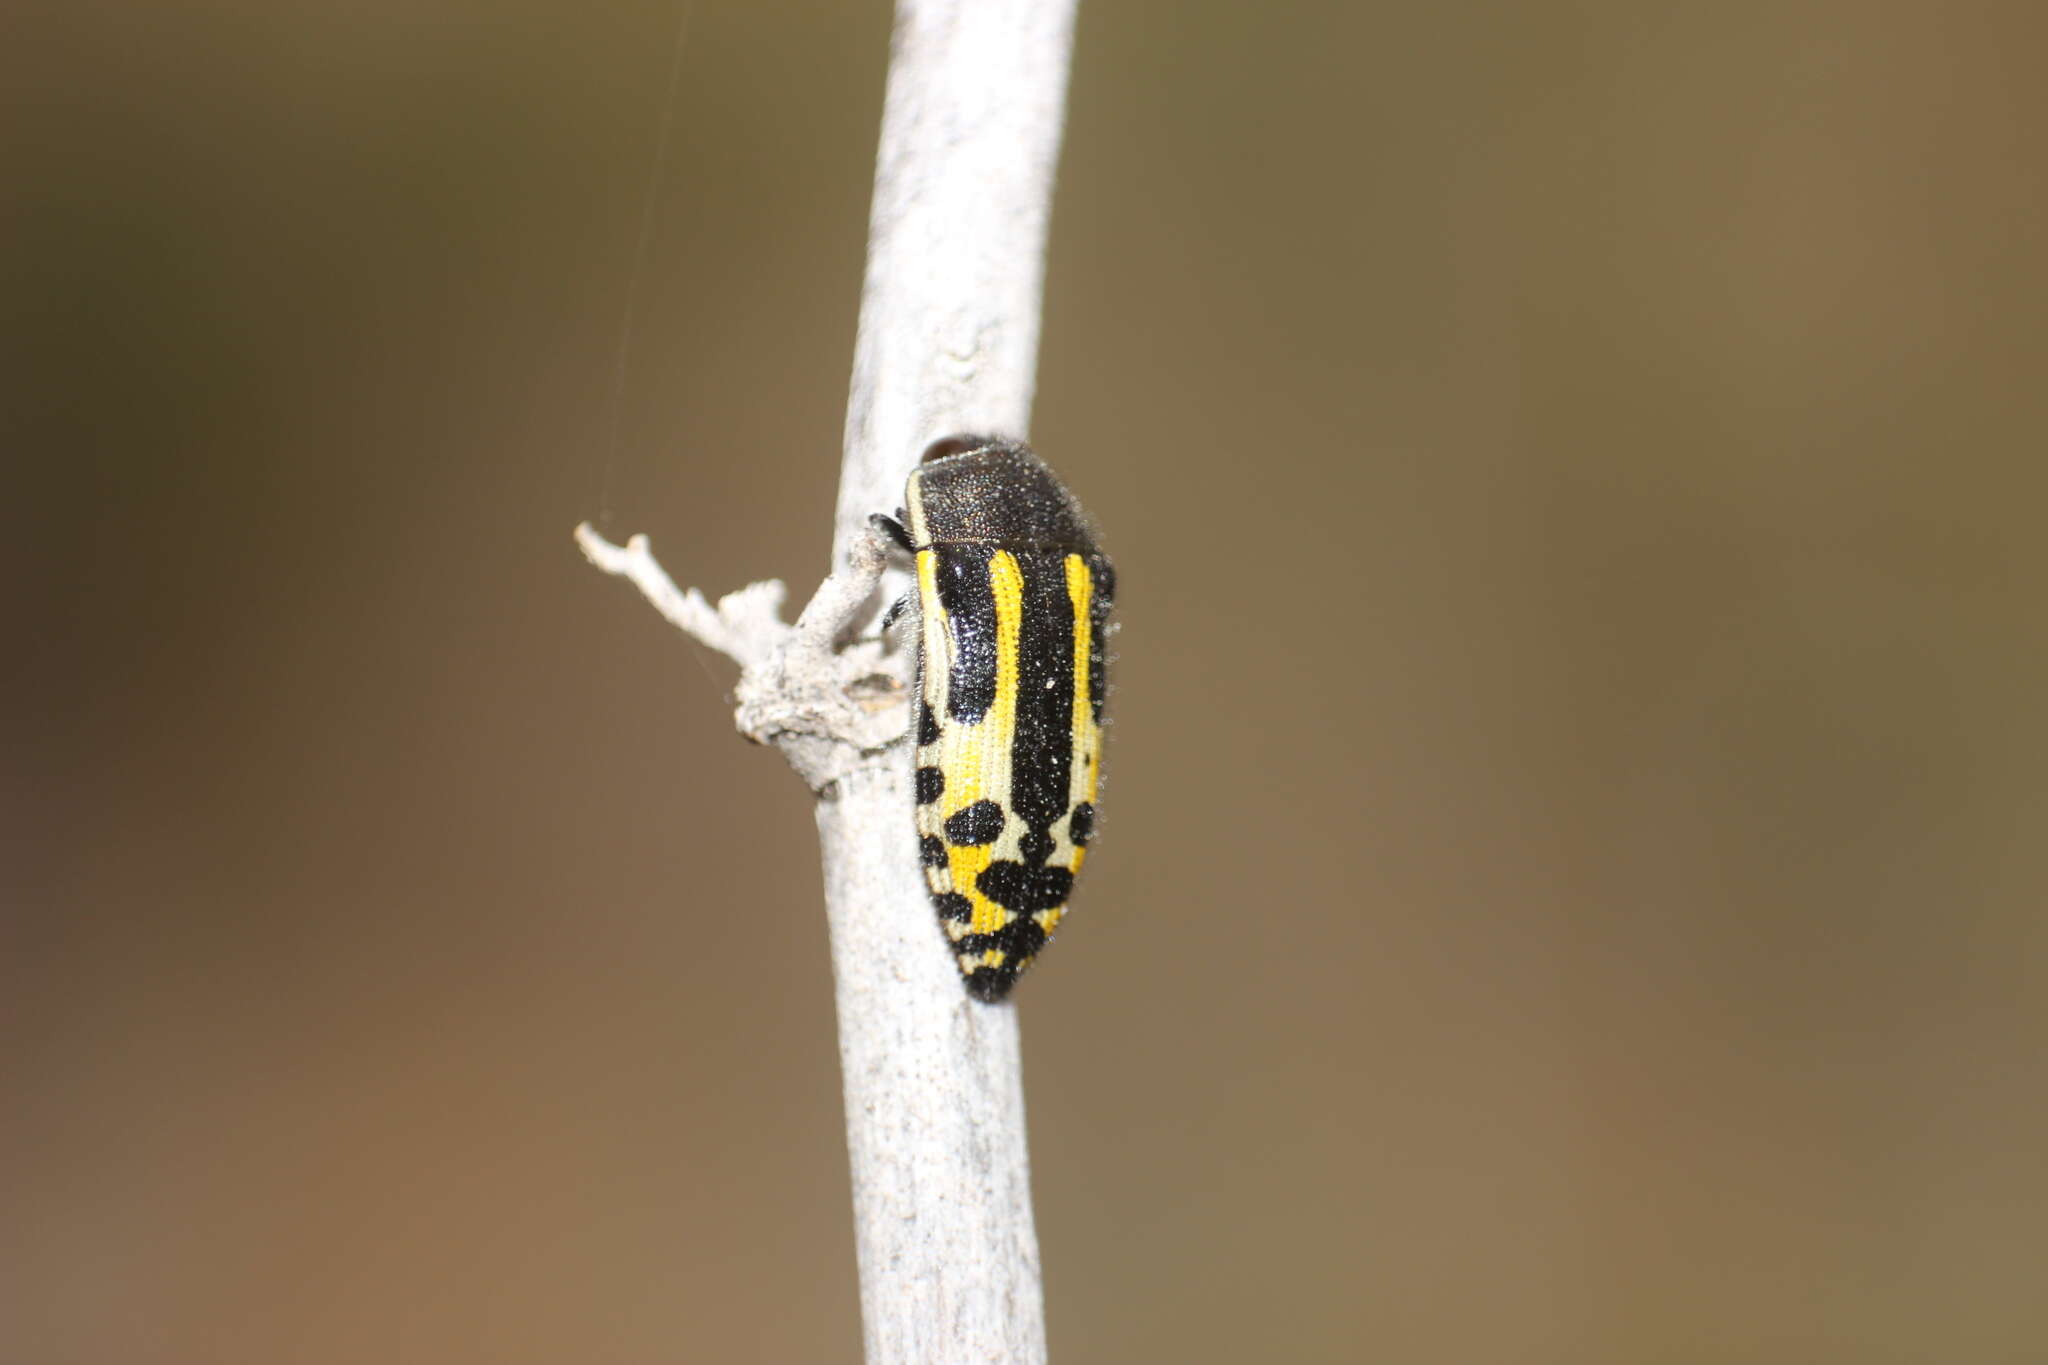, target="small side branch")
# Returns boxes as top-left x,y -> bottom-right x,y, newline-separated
574,521 -> 905,794
572,525 -> 764,662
